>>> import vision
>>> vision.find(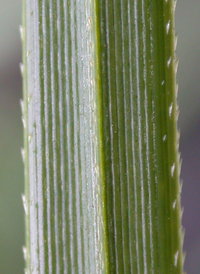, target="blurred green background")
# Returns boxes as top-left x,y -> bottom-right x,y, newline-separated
0,1 -> 199,273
